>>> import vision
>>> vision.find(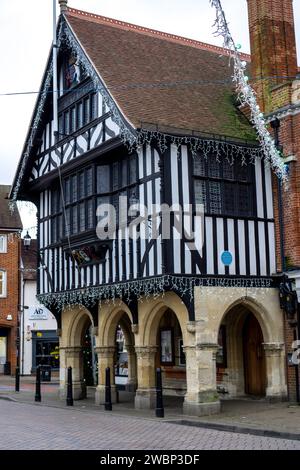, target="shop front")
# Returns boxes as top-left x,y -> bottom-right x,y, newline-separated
31,330 -> 59,373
